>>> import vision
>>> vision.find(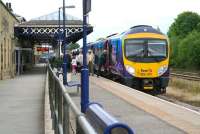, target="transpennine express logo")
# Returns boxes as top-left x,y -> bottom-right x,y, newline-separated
140,68 -> 153,76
